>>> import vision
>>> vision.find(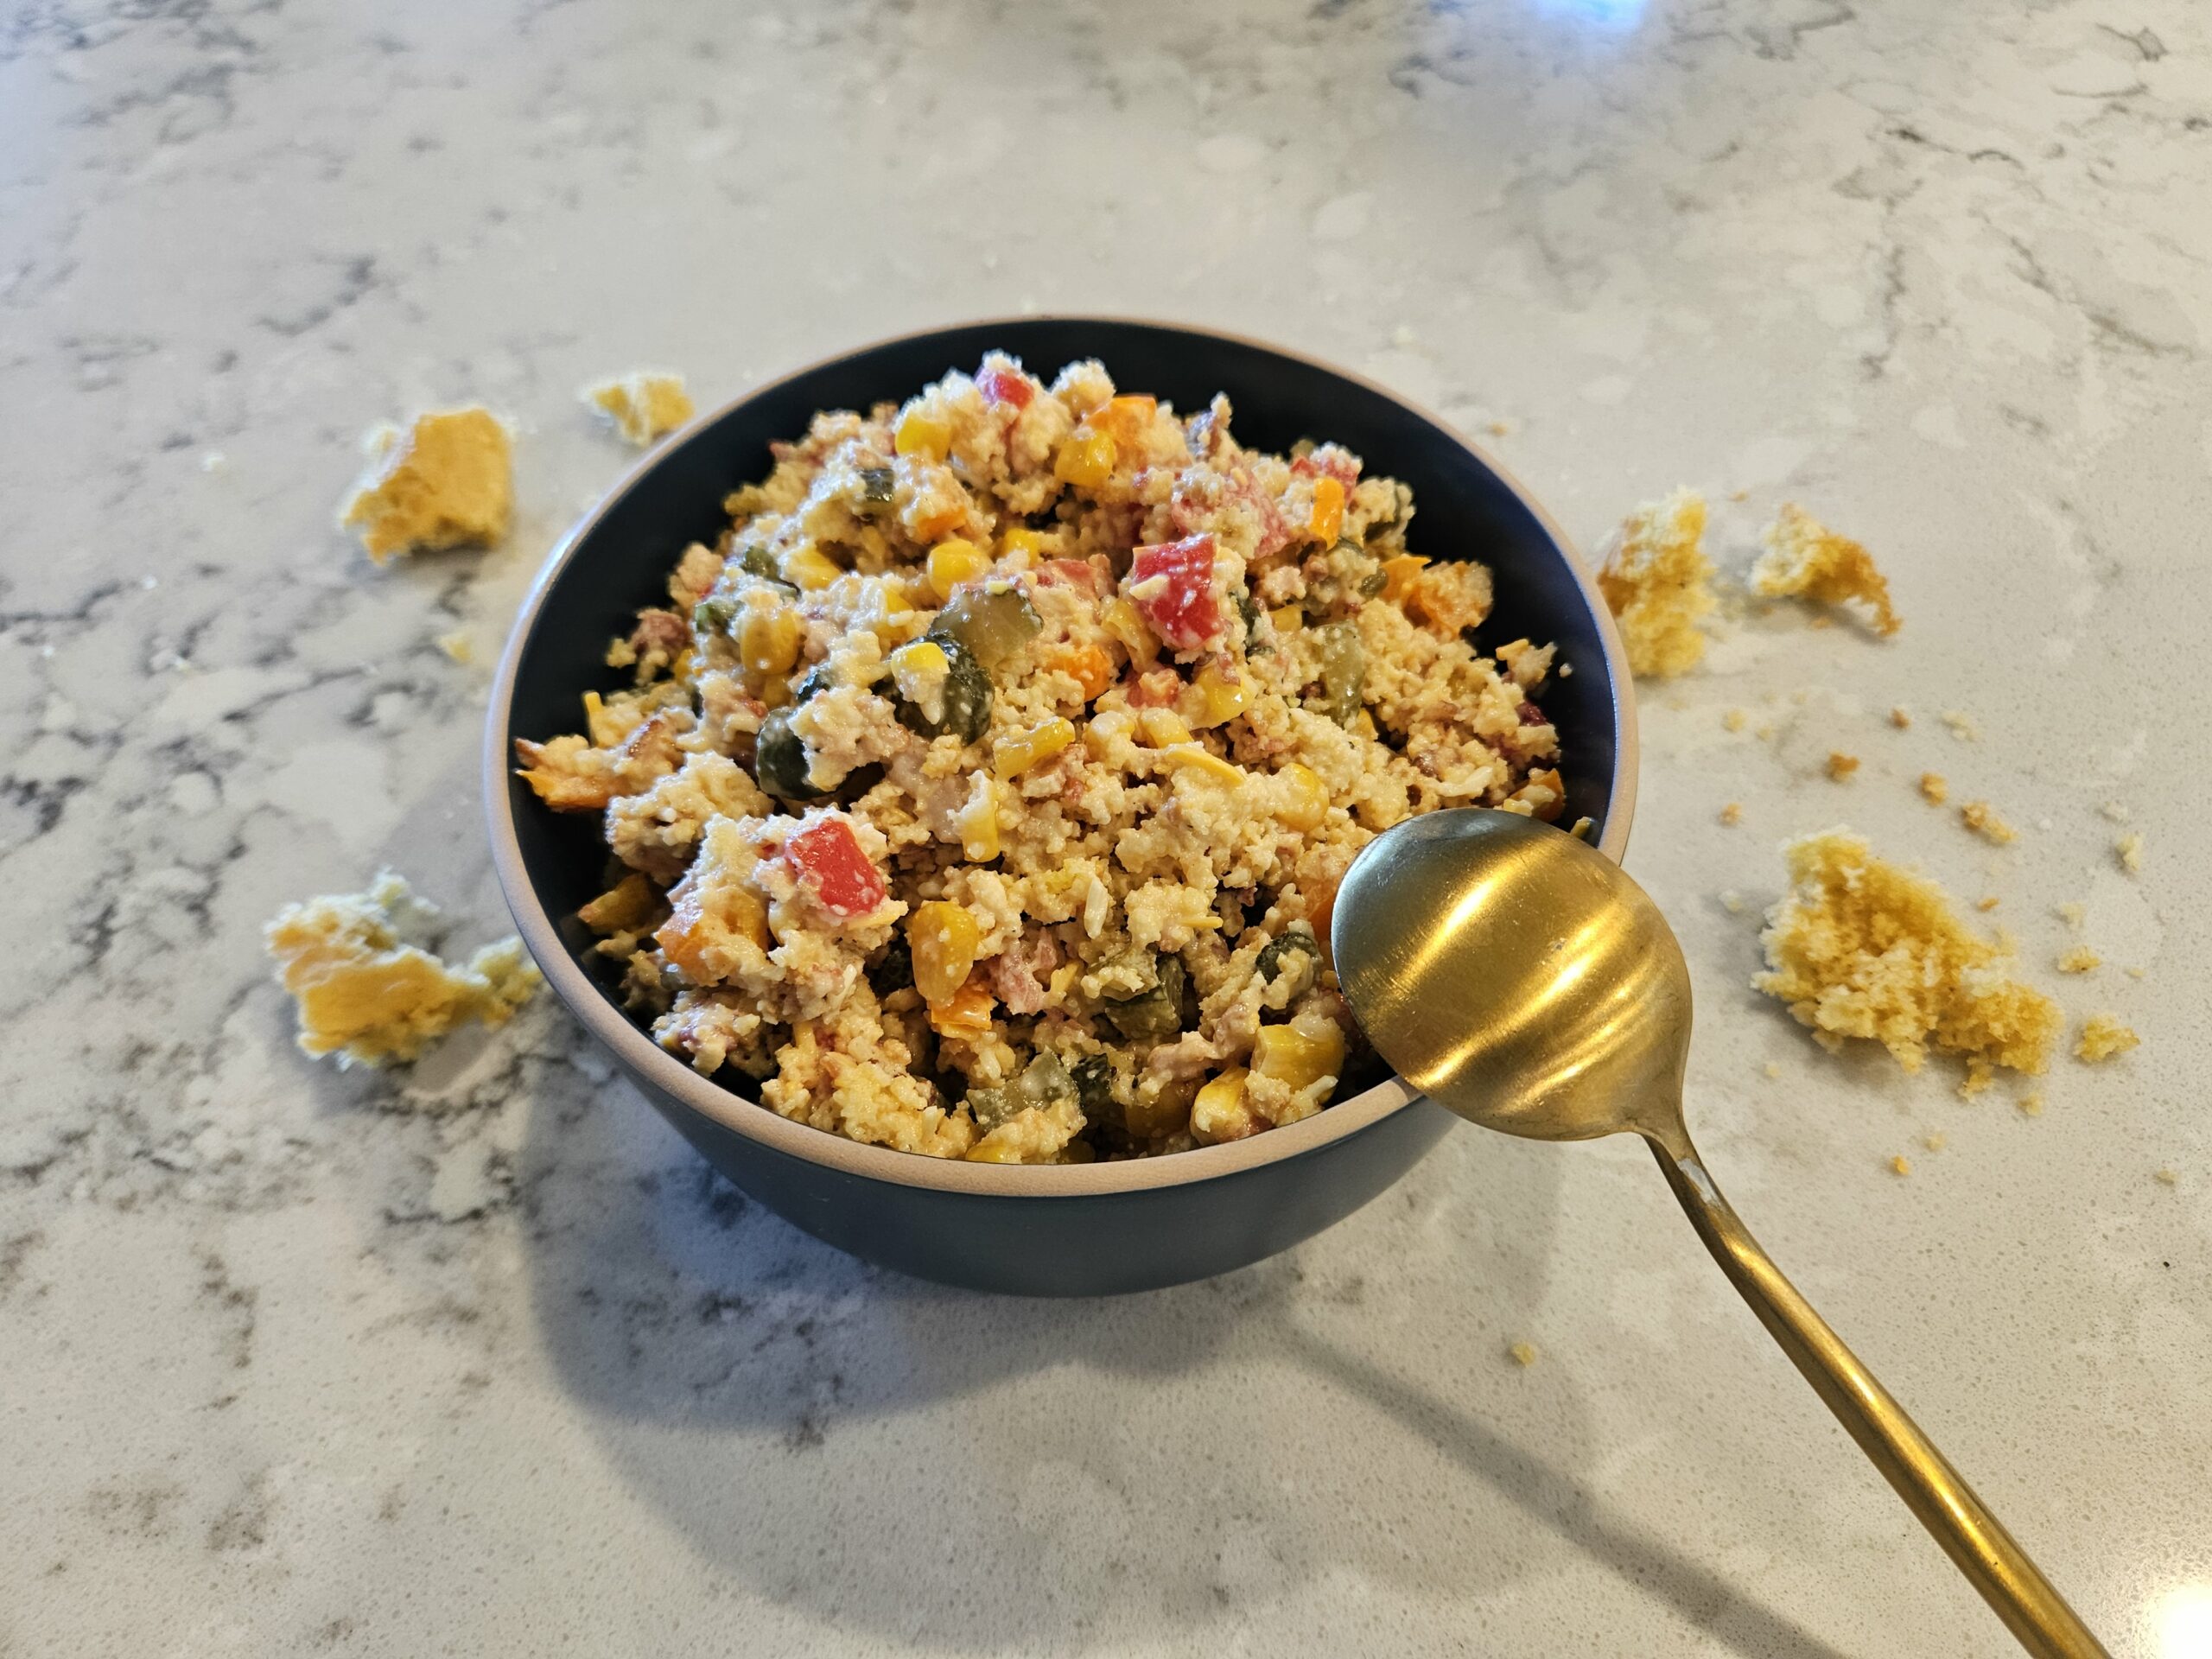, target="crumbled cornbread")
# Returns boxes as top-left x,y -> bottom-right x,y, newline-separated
1595,488 -> 1714,678
1751,504 -> 1901,637
2018,1092 -> 2044,1116
2075,1013 -> 2139,1063
2115,832 -> 2144,874
1920,772 -> 1948,805
1961,801 -> 2016,844
2055,901 -> 2086,929
1723,708 -> 1748,733
2100,800 -> 2130,823
2154,1166 -> 2178,1186
583,371 -> 695,447
435,629 -> 474,664
1942,710 -> 1979,741
1827,751 -> 1860,781
1890,706 -> 1911,729
1719,802 -> 1743,826
1509,1341 -> 1540,1367
2057,946 -> 2100,974
265,872 -> 540,1068
1922,1131 -> 1947,1152
1889,1154 -> 1912,1176
1976,895 -> 2000,912
338,407 -> 512,562
1753,830 -> 2061,1093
